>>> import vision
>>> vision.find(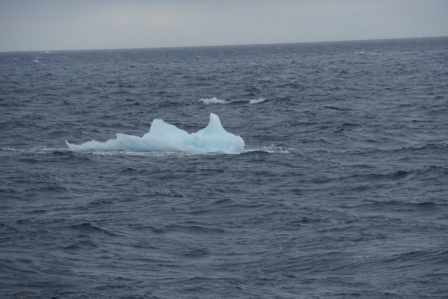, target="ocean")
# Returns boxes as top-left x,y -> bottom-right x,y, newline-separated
1,37 -> 448,298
